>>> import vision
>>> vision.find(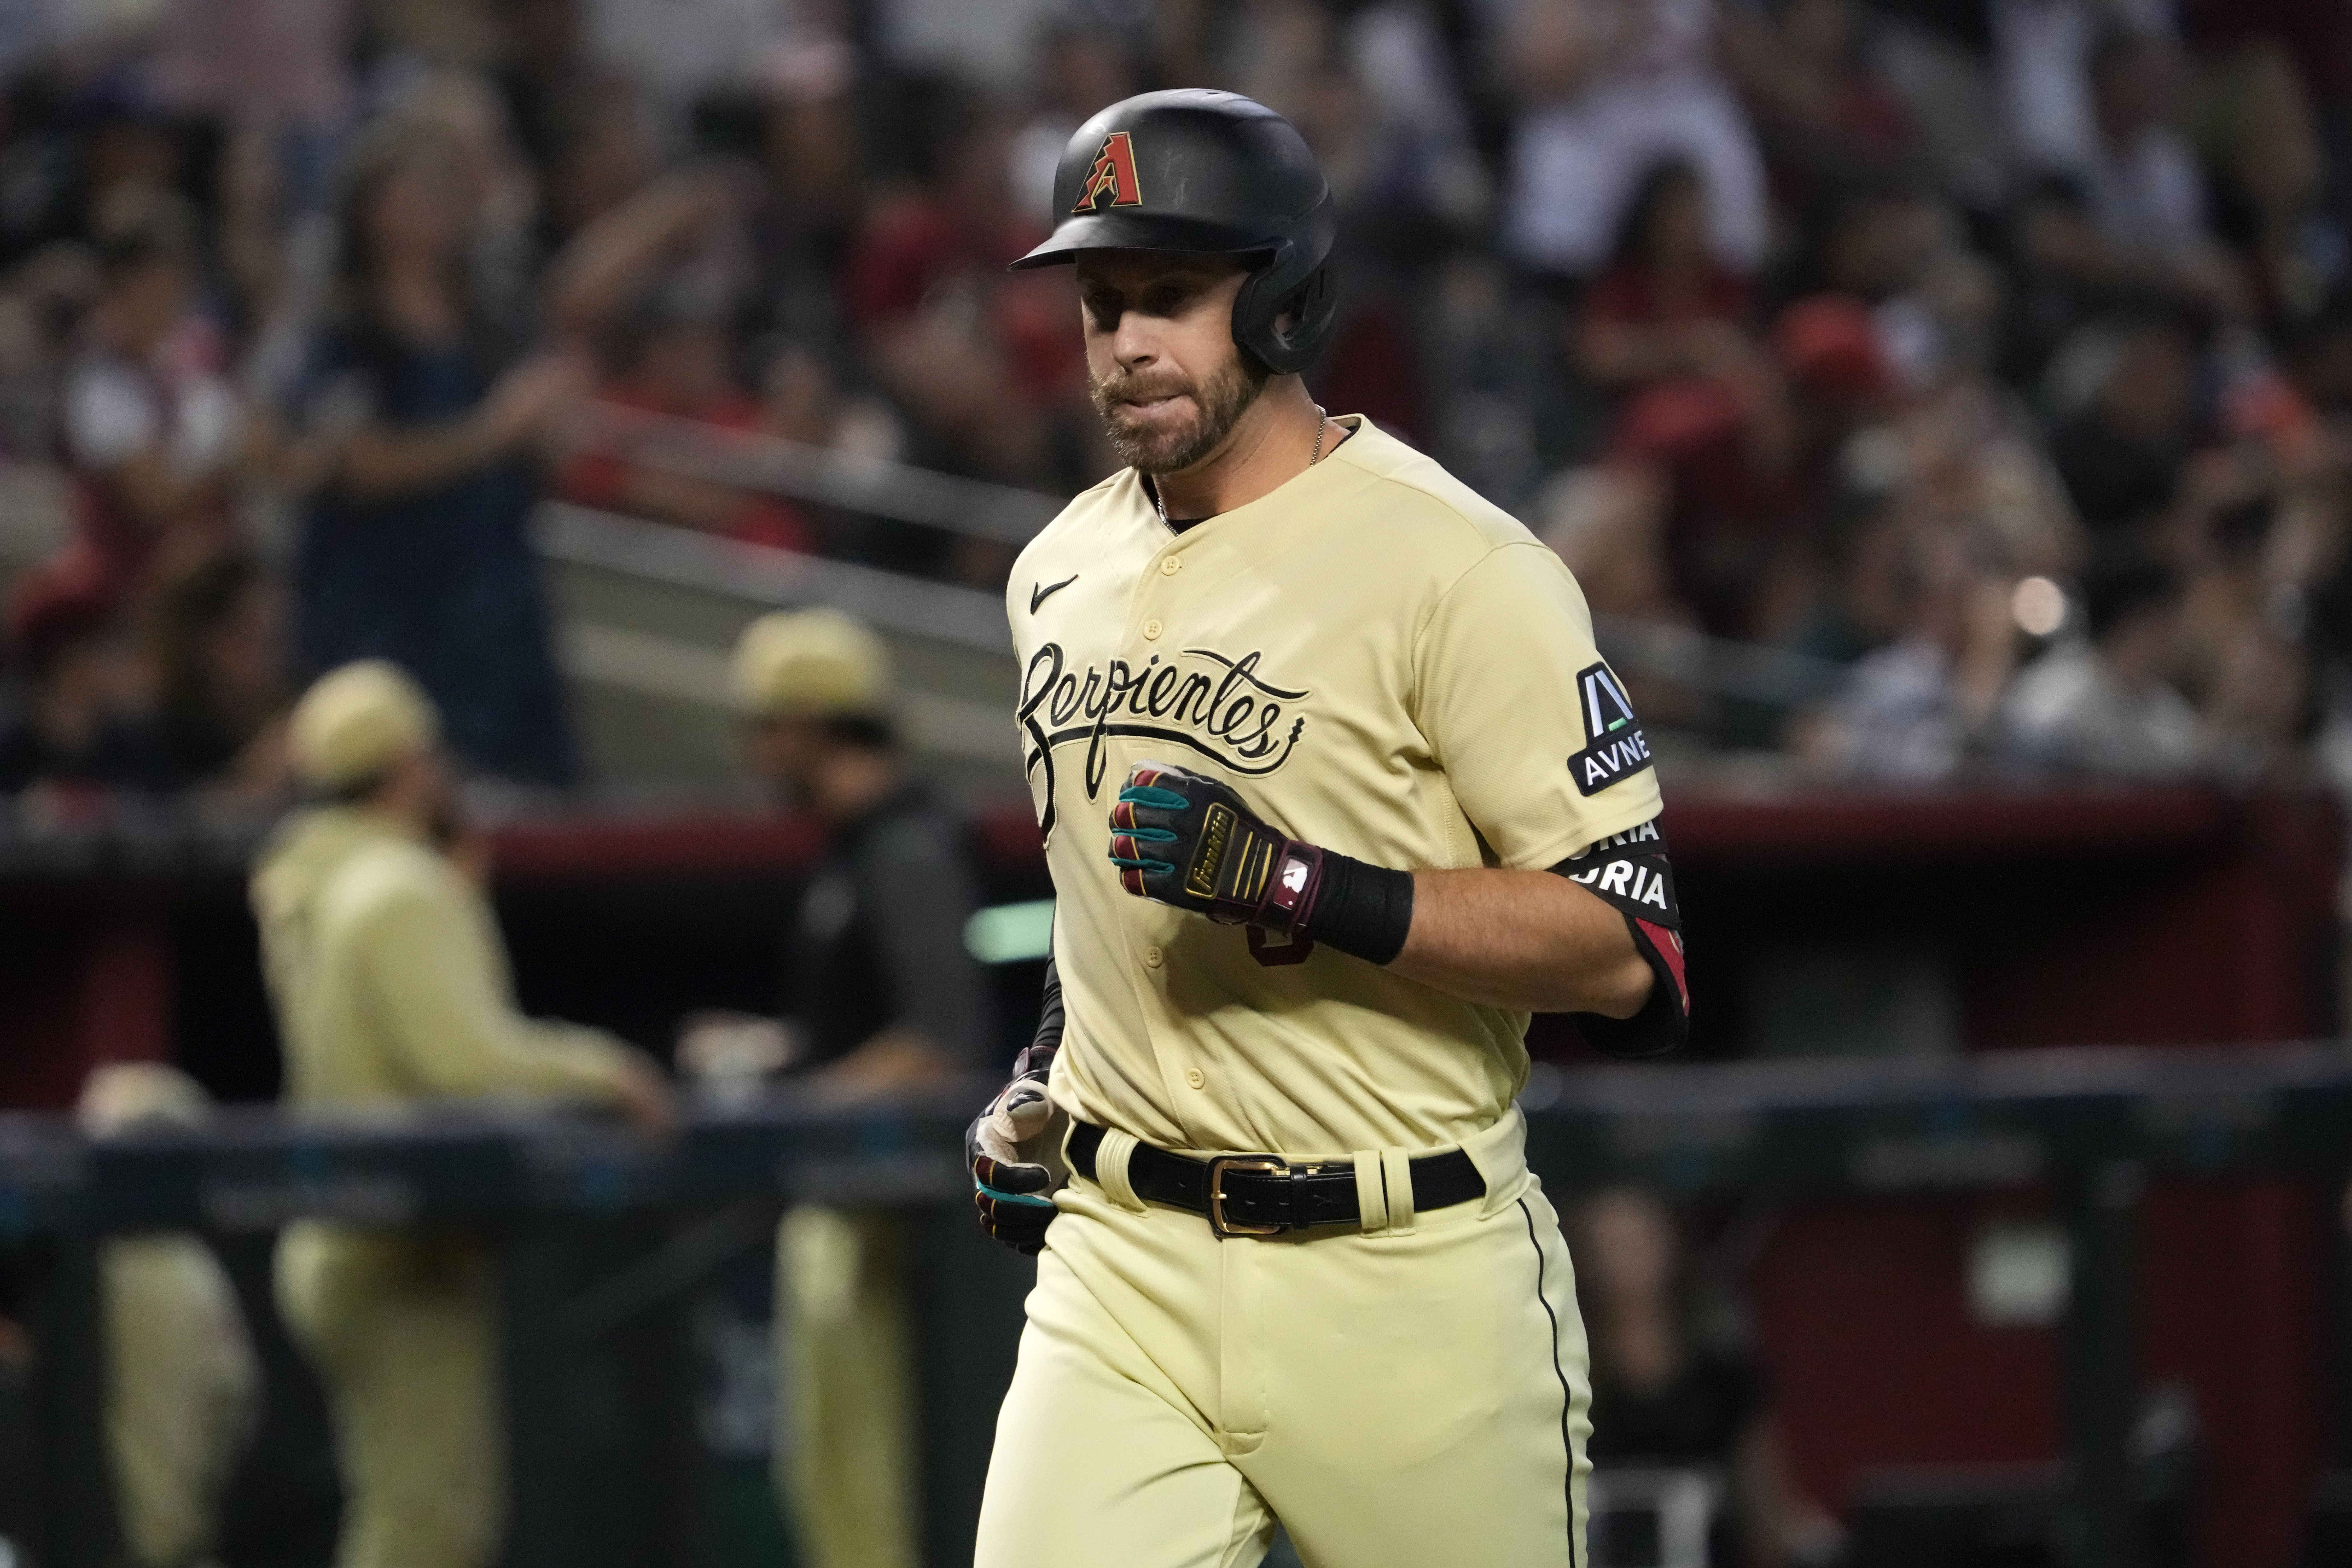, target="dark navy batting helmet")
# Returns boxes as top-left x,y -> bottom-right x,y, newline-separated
1009,90 -> 1338,376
